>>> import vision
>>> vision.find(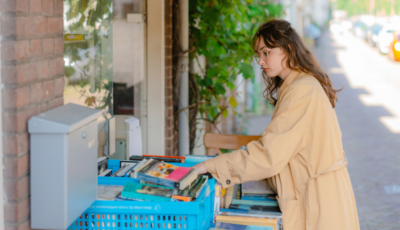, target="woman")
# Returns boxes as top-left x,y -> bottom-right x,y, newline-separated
193,20 -> 360,230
